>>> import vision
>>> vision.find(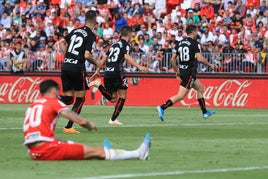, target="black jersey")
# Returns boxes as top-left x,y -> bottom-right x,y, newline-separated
175,37 -> 200,74
104,39 -> 130,78
61,26 -> 96,72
